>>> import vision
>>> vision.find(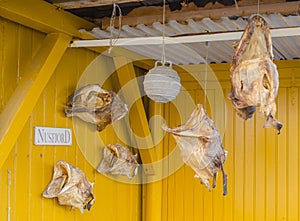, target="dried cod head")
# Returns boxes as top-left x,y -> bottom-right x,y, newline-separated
97,144 -> 138,179
229,14 -> 282,134
65,84 -> 128,131
162,104 -> 228,195
42,160 -> 95,213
